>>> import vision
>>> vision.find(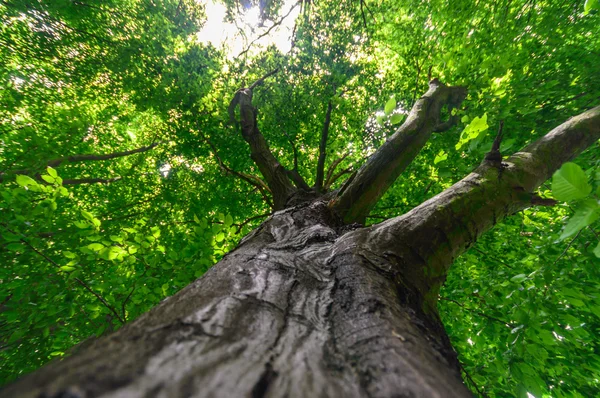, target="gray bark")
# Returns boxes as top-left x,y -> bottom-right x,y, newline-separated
3,201 -> 470,398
